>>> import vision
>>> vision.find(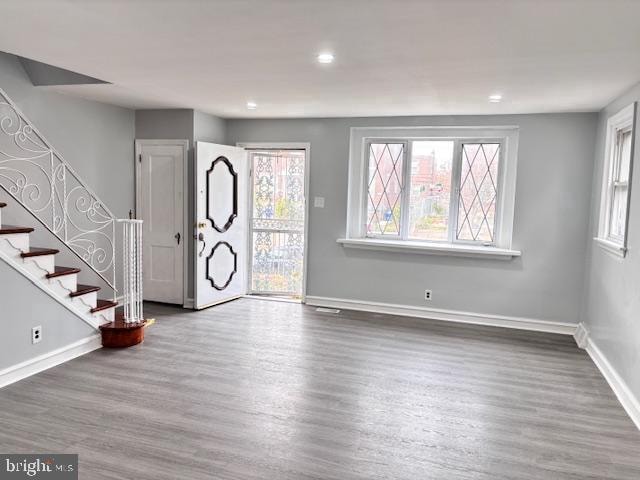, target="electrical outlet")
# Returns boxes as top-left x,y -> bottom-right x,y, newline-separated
424,290 -> 432,301
31,326 -> 42,344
